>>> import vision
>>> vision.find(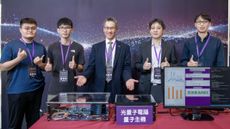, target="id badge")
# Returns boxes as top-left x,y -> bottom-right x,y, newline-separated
154,67 -> 161,79
28,66 -> 37,78
59,69 -> 68,82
